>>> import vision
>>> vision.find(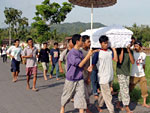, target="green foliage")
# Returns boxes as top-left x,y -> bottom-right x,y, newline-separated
35,1 -> 73,24
31,0 -> 74,44
4,7 -> 29,41
4,7 -> 22,26
127,23 -> 150,47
